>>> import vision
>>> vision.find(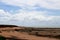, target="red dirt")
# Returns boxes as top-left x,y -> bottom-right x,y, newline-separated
0,31 -> 59,40
0,26 -> 59,40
